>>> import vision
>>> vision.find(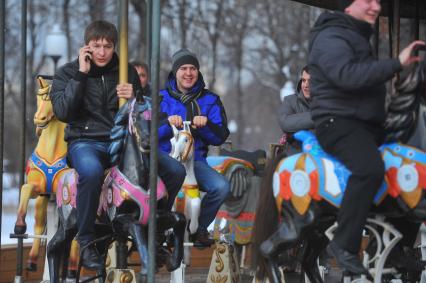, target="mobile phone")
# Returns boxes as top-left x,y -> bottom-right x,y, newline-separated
85,51 -> 92,62
414,45 -> 426,53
